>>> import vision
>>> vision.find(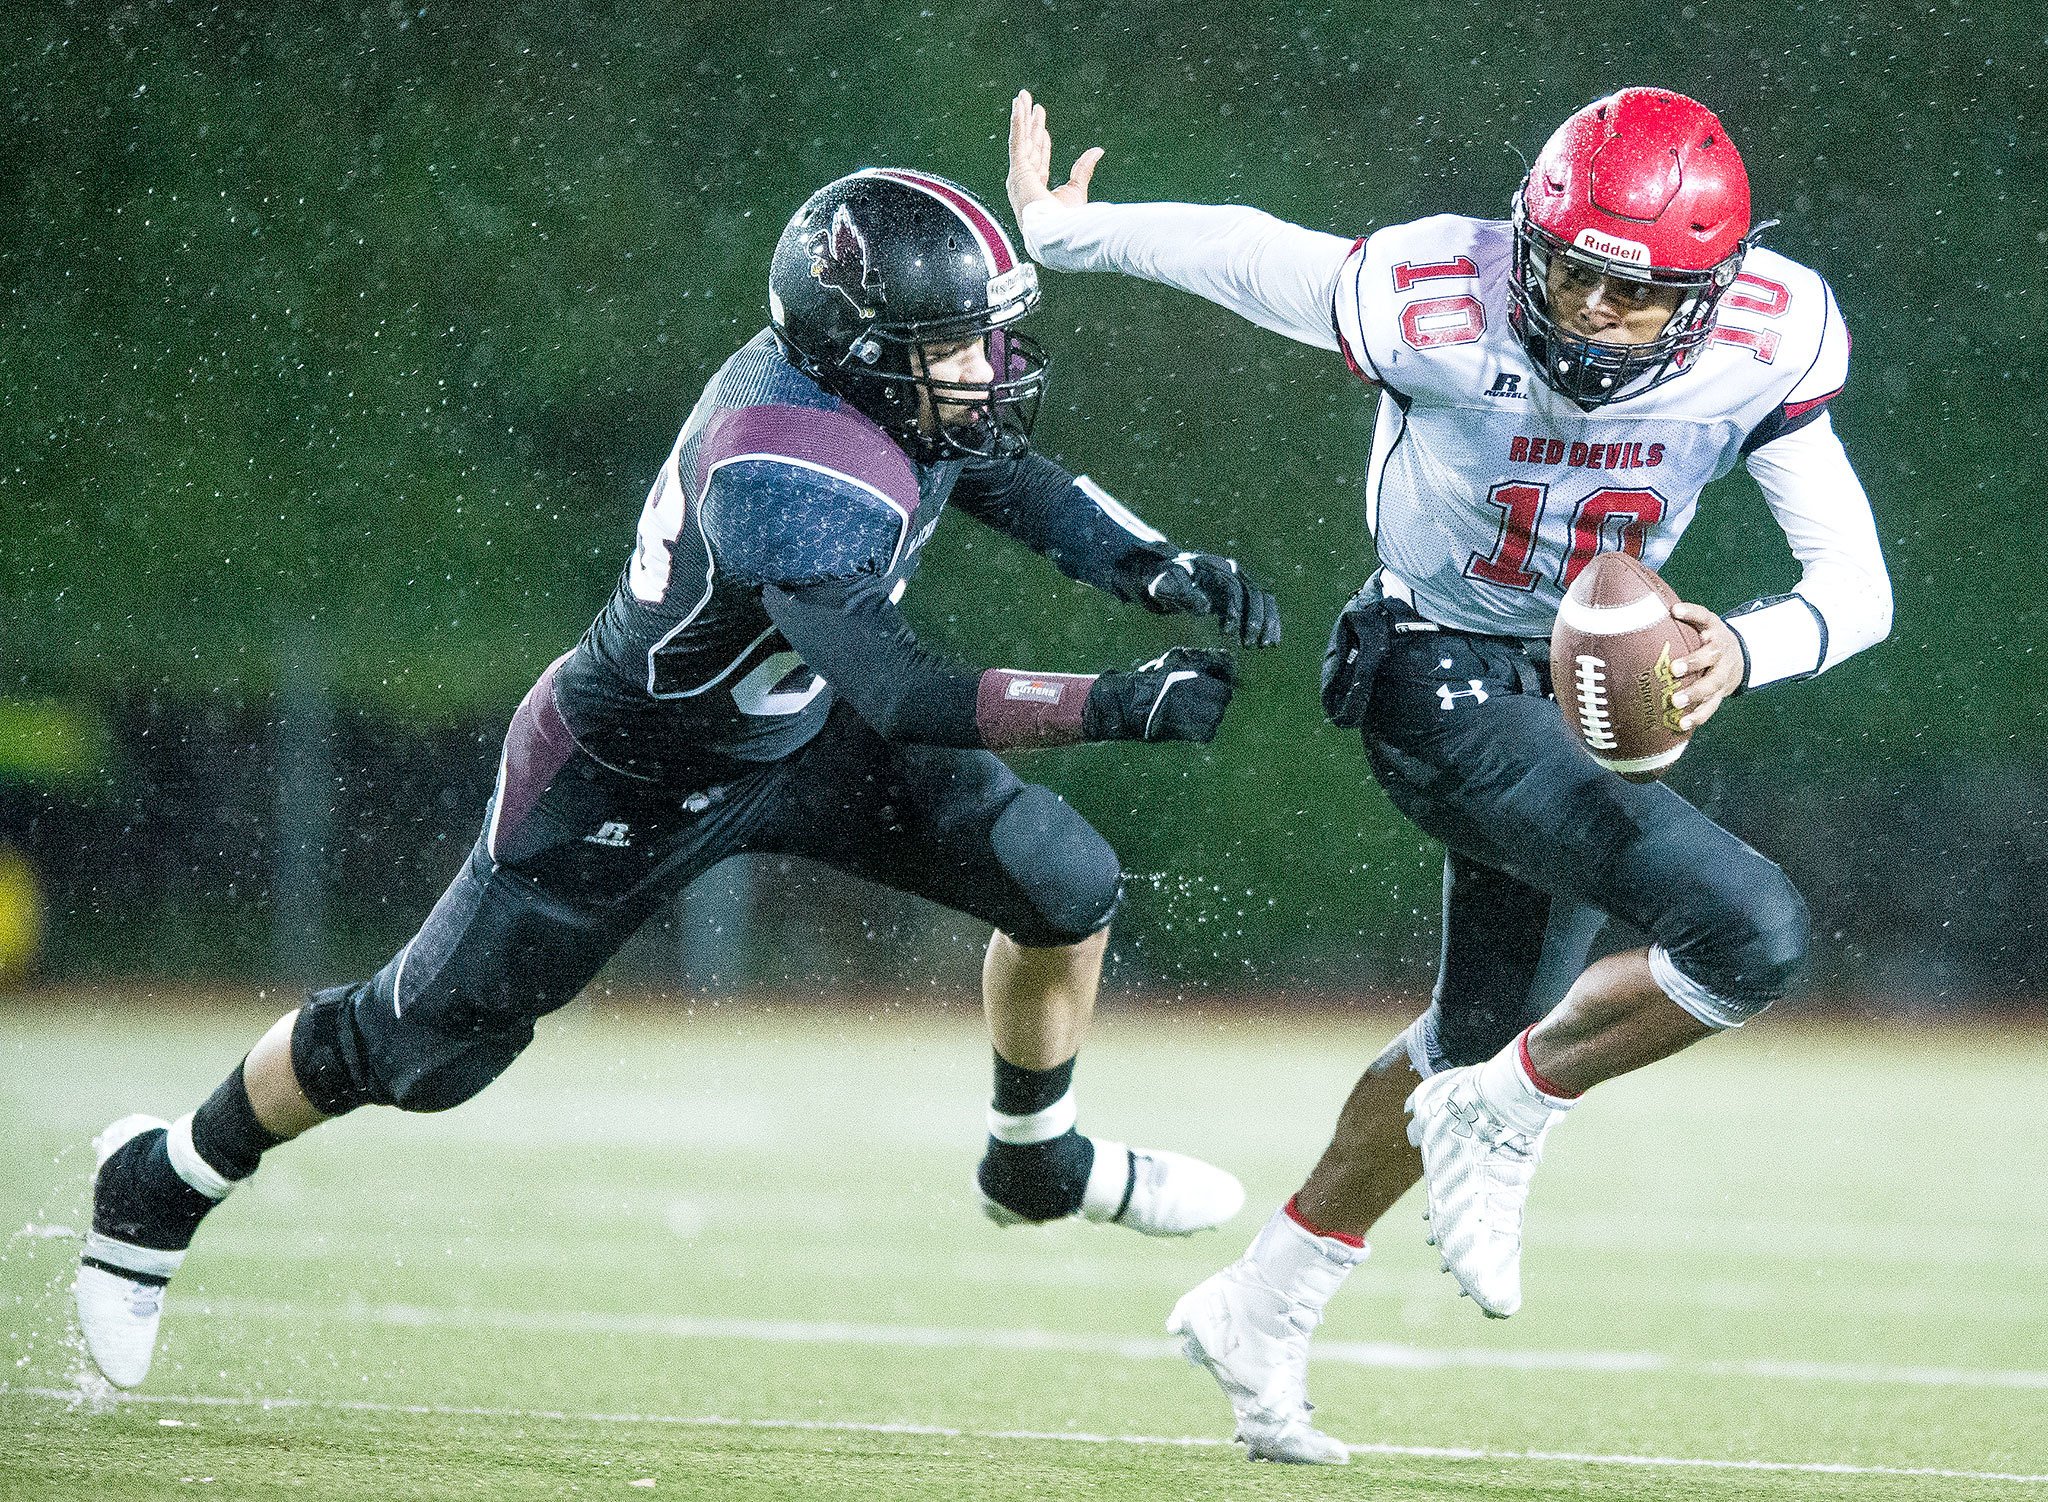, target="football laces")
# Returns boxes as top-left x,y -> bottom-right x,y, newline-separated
1572,655 -> 1617,750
